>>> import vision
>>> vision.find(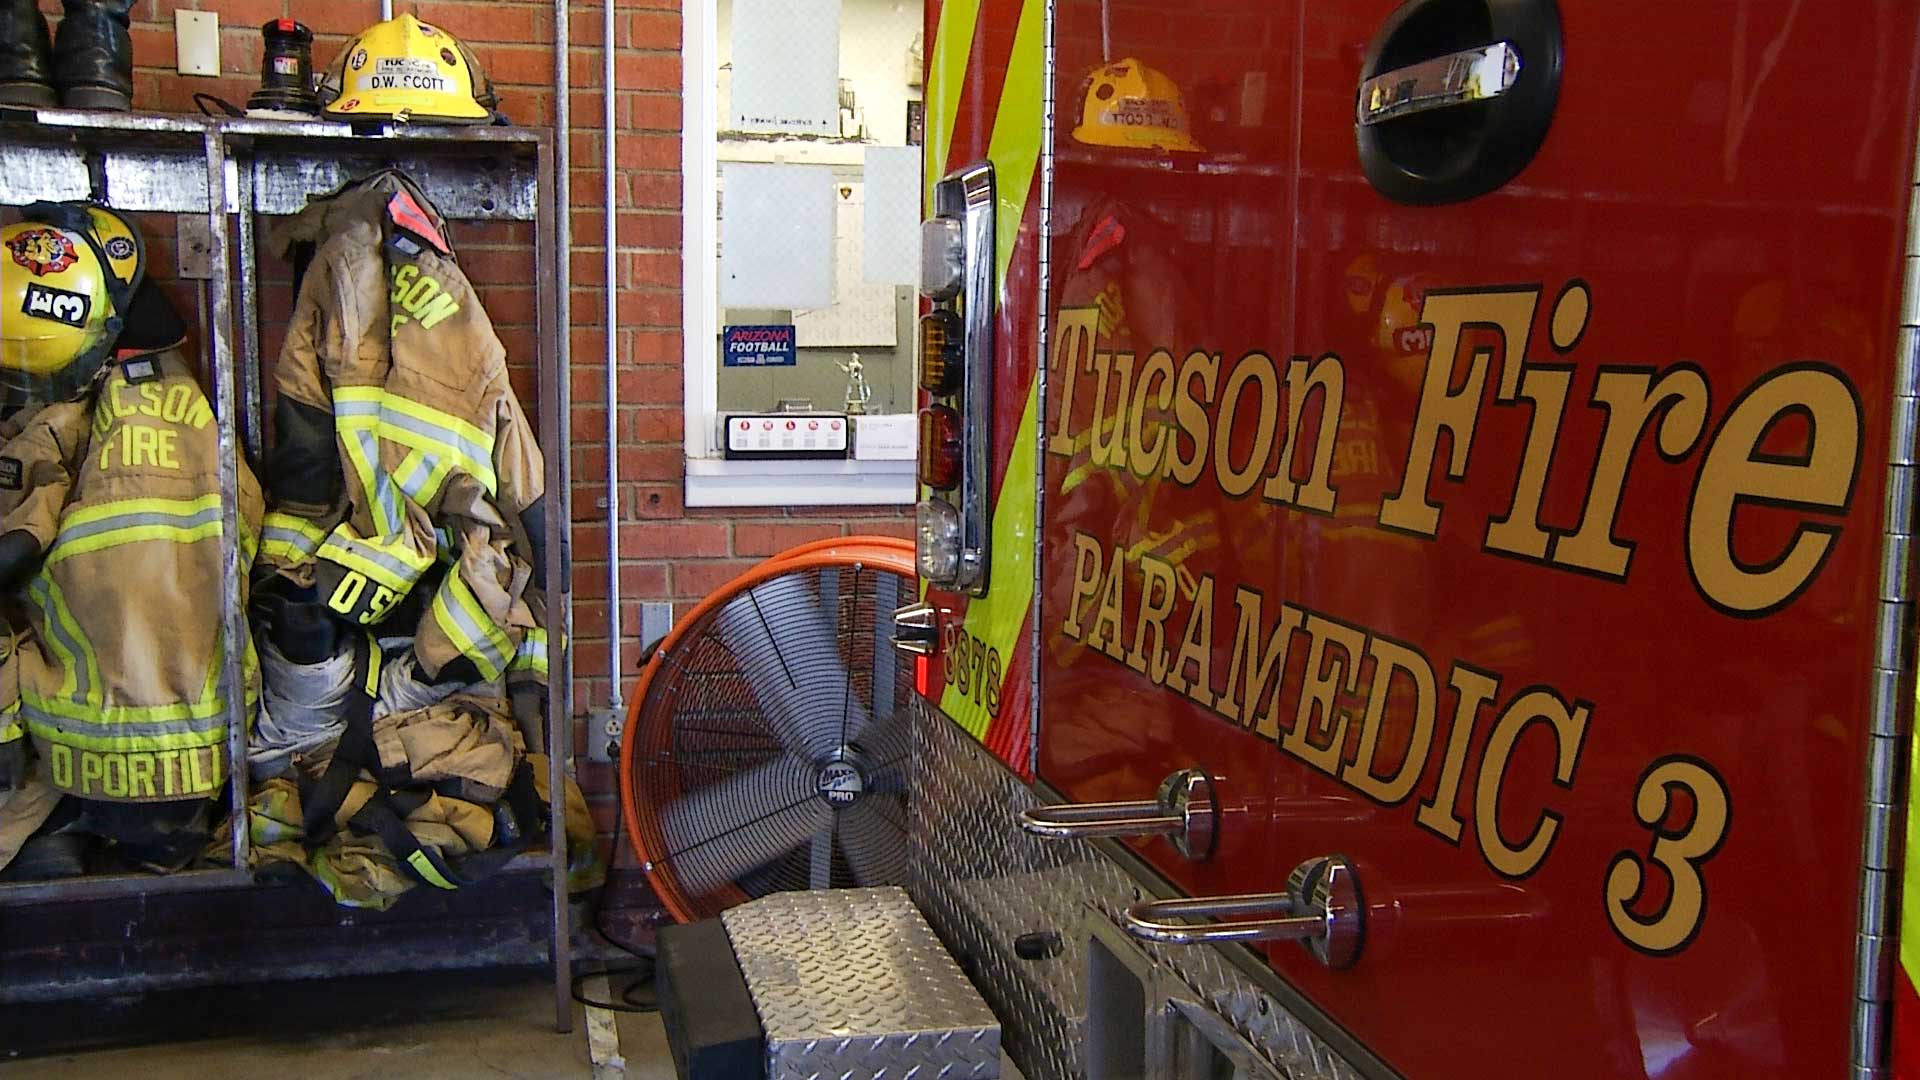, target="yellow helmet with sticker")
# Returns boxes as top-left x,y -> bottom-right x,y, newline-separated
83,204 -> 145,296
1,217 -> 123,401
319,14 -> 497,124
1072,59 -> 1203,154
